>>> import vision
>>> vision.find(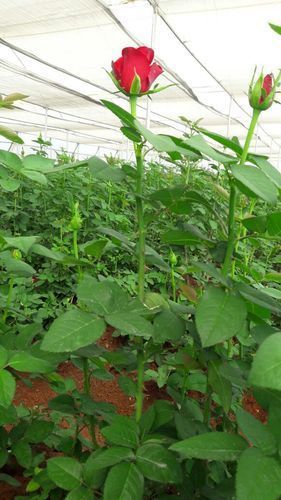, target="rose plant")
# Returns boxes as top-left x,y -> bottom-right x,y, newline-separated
34,38 -> 281,498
